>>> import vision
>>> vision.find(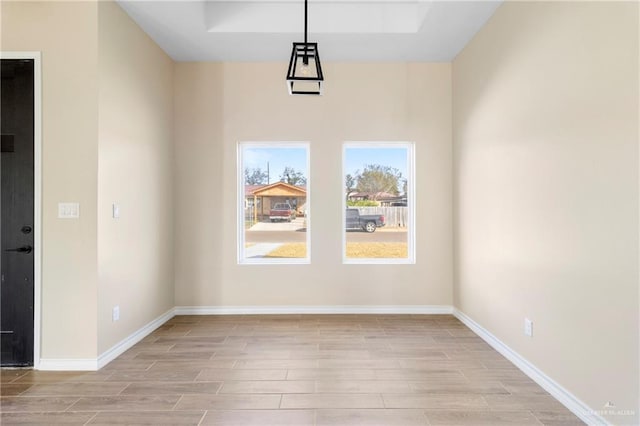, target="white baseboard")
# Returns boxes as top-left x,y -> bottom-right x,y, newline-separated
97,308 -> 176,370
453,309 -> 608,426
36,308 -> 176,371
37,358 -> 98,371
174,305 -> 453,315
